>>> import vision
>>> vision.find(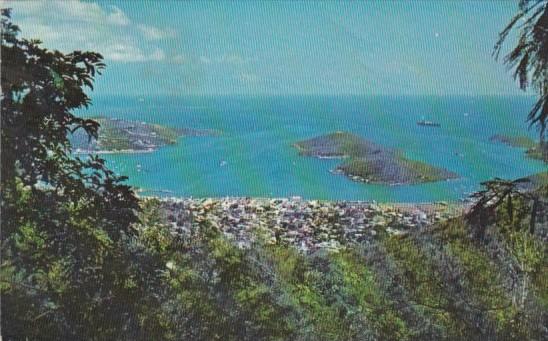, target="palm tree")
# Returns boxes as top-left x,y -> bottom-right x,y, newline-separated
494,0 -> 548,154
